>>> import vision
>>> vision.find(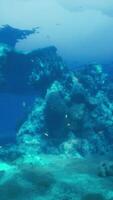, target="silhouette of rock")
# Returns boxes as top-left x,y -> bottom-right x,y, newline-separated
0,24 -> 39,47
